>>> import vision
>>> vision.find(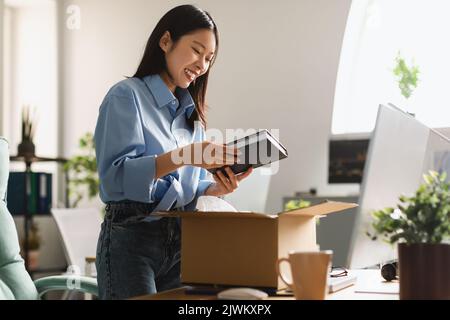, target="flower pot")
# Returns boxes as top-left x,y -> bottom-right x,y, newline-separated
398,243 -> 450,300
18,139 -> 35,157
28,250 -> 40,271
